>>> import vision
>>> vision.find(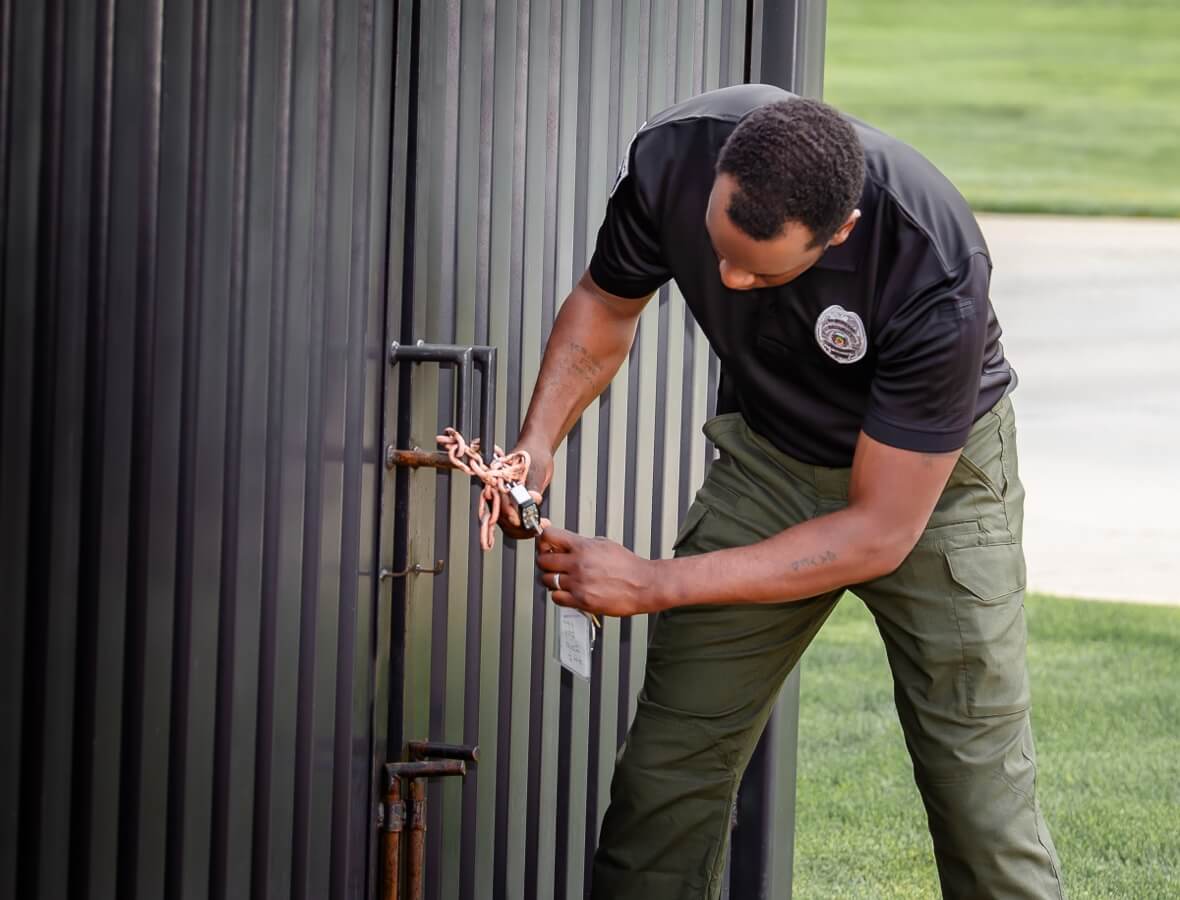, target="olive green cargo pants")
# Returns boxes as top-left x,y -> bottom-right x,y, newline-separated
591,397 -> 1066,899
